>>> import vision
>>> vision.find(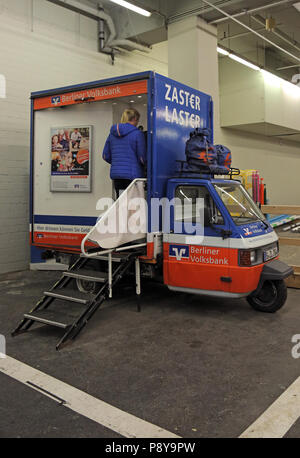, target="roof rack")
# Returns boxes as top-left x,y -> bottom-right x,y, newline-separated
175,160 -> 240,180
